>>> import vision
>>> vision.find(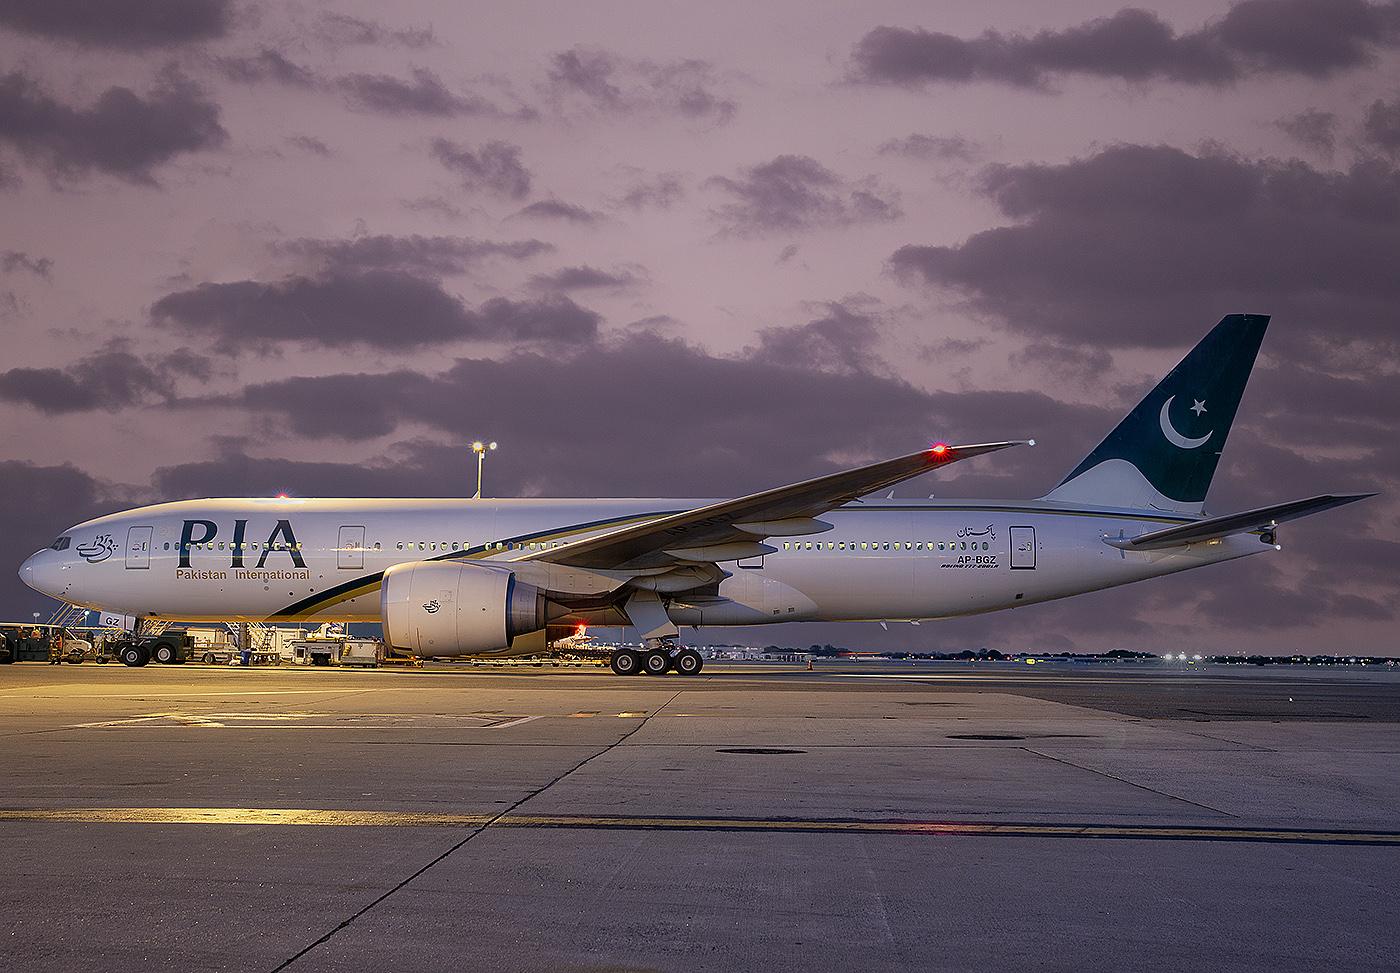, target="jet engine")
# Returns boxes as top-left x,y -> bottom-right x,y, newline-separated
381,560 -> 551,657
